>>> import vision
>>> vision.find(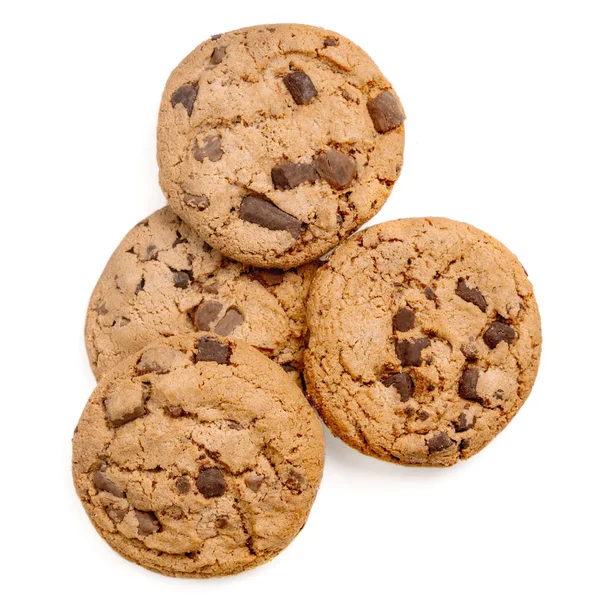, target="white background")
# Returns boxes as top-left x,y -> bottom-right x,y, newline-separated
1,1 -> 598,598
